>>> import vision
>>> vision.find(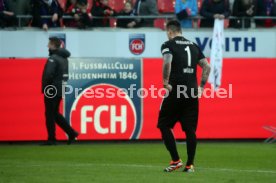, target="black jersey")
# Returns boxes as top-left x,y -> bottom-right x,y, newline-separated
161,36 -> 205,89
